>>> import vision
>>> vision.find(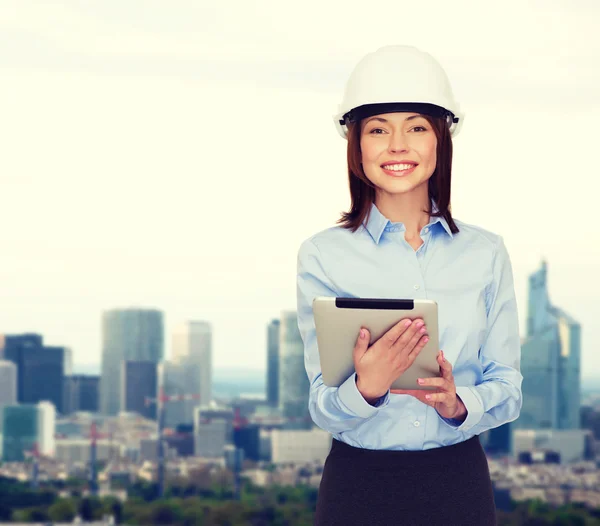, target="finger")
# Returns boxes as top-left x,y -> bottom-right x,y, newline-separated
438,351 -> 454,379
408,333 -> 429,358
417,377 -> 451,390
382,318 -> 414,346
352,328 -> 370,363
403,325 -> 429,357
425,392 -> 454,404
393,319 -> 425,352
